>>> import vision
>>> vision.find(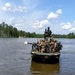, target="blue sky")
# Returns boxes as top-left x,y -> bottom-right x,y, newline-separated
0,0 -> 75,34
